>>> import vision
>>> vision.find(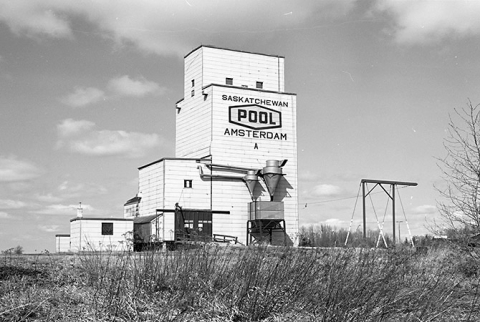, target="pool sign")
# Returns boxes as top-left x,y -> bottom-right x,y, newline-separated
228,104 -> 282,130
